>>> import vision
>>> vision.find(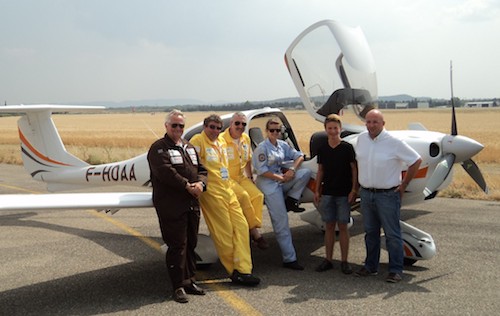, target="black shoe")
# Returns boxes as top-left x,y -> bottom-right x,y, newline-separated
341,261 -> 353,274
354,267 -> 378,277
184,282 -> 206,295
315,259 -> 333,272
285,197 -> 305,213
230,270 -> 261,286
172,287 -> 189,303
283,260 -> 305,270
